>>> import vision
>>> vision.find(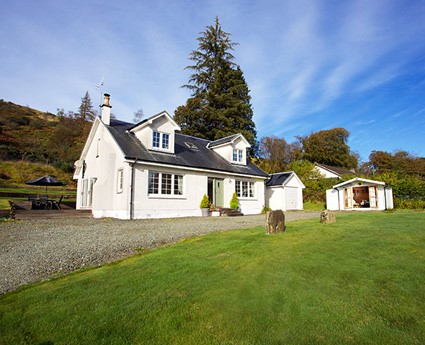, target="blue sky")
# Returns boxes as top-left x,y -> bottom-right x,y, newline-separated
1,0 -> 424,162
